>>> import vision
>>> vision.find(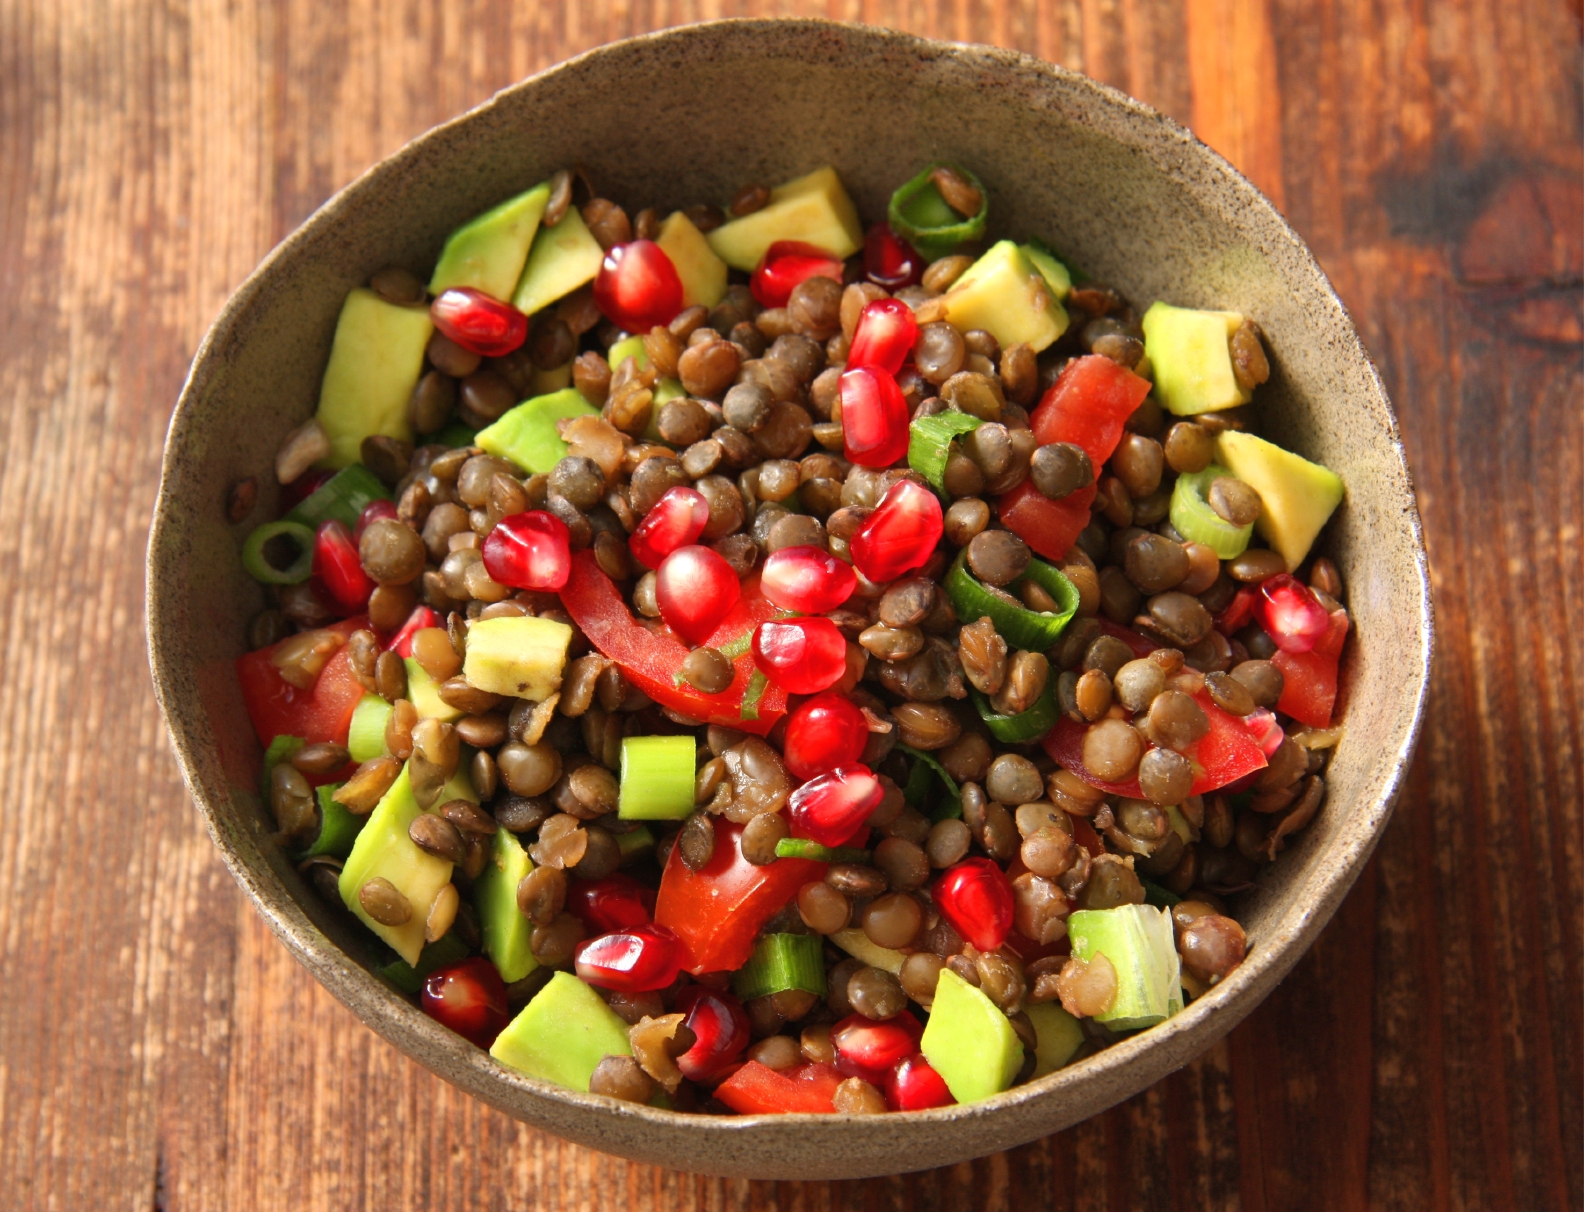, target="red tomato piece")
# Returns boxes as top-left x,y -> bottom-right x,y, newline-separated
713,1061 -> 843,1115
1028,353 -> 1152,466
1273,608 -> 1349,727
384,605 -> 442,655
996,479 -> 1097,563
235,615 -> 370,748
750,241 -> 844,309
